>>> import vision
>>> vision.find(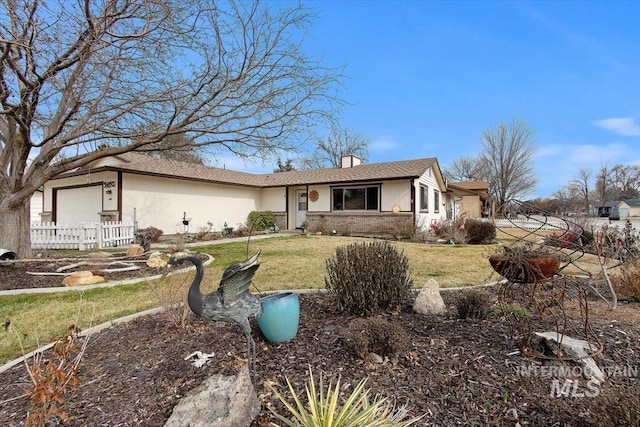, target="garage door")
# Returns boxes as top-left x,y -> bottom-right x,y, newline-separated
56,186 -> 102,224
